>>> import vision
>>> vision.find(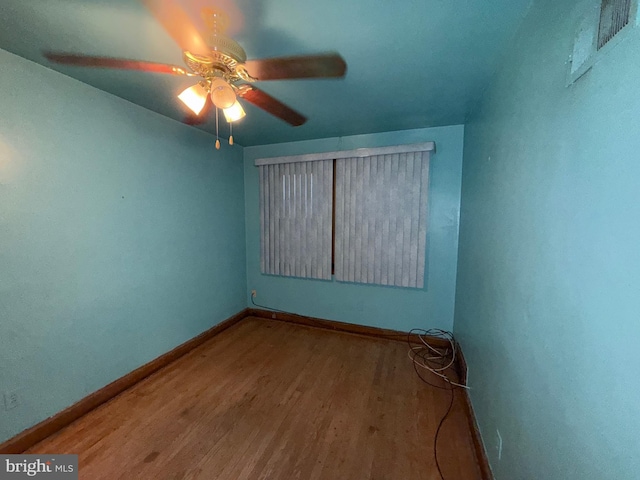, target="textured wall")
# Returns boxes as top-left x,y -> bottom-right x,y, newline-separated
244,126 -> 464,332
454,0 -> 640,478
0,50 -> 247,443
